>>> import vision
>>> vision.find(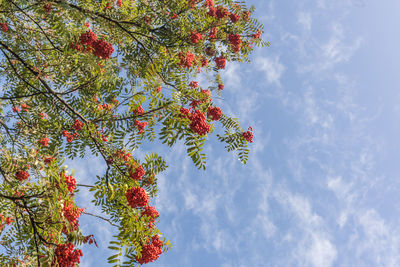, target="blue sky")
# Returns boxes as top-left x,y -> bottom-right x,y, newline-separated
72,0 -> 400,266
